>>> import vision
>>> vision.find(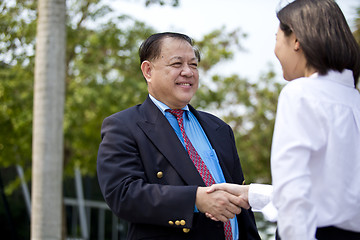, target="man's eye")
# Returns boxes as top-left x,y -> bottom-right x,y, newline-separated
171,62 -> 182,67
190,63 -> 198,69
